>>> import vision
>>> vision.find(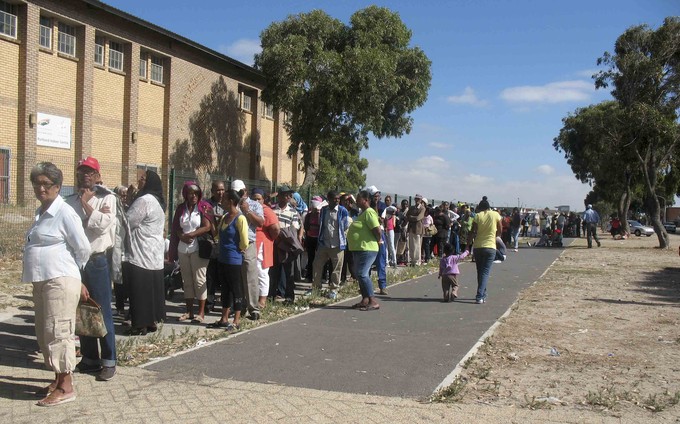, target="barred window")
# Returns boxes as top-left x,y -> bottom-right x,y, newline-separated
0,148 -> 8,204
57,22 -> 76,56
108,41 -> 123,71
39,16 -> 52,49
0,1 -> 17,38
150,55 -> 163,83
94,36 -> 104,65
